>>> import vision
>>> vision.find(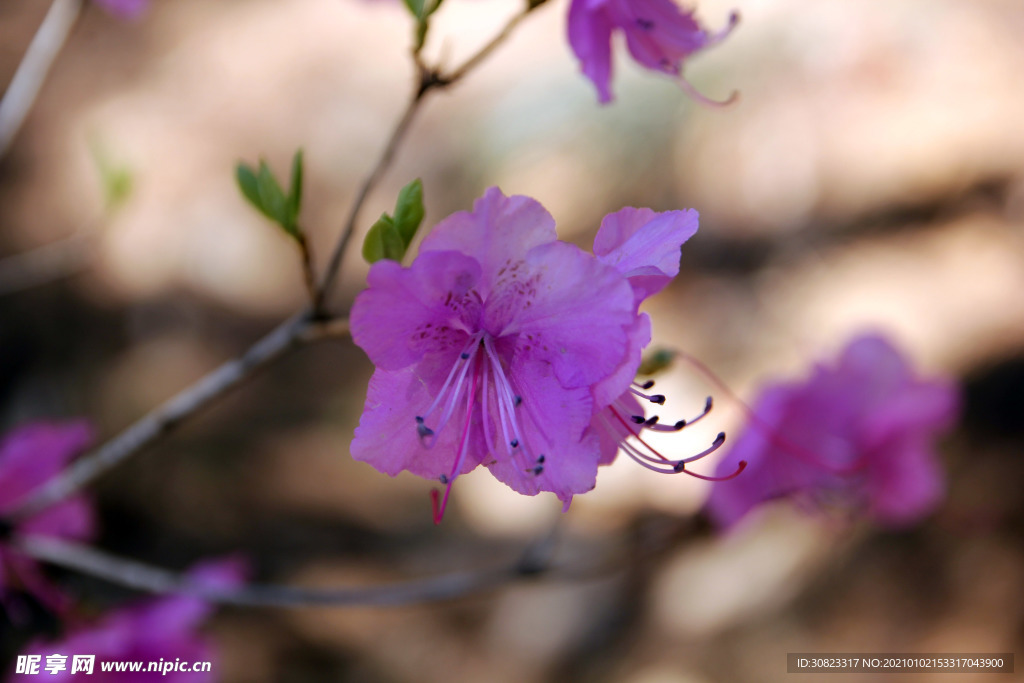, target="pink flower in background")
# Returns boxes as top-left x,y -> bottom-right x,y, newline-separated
14,558 -> 244,682
705,335 -> 960,529
0,422 -> 94,615
93,0 -> 149,20
568,0 -> 738,103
